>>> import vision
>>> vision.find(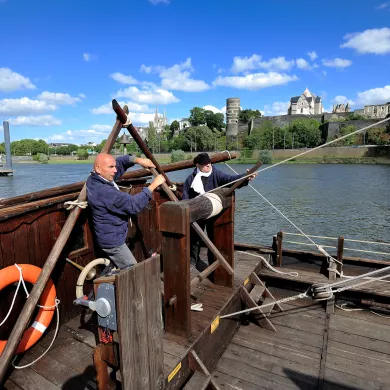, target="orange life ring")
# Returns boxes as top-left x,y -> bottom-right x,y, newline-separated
0,264 -> 56,355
